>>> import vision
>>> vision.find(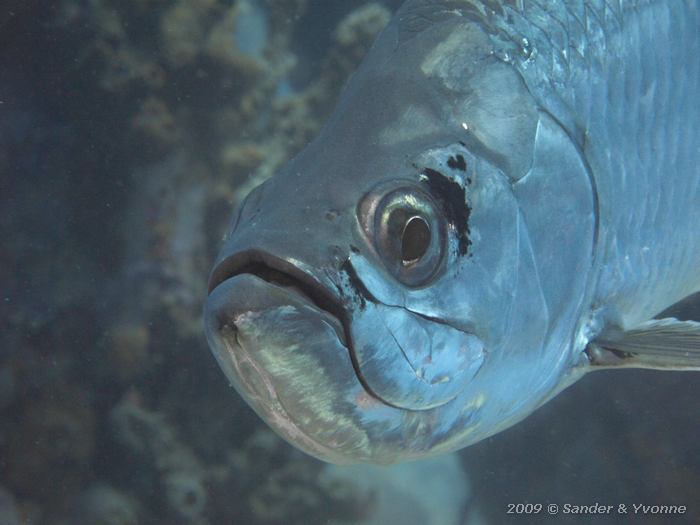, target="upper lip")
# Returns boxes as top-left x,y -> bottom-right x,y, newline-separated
208,249 -> 349,346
